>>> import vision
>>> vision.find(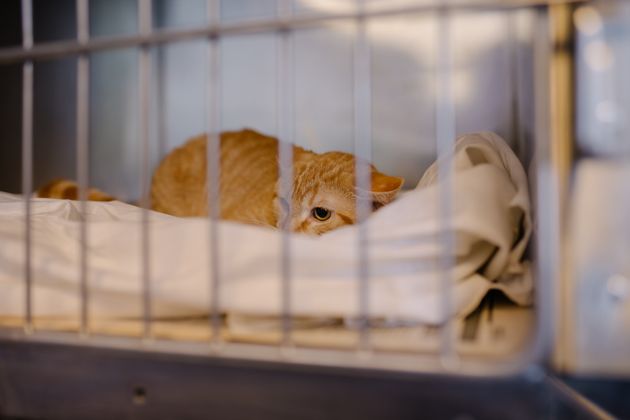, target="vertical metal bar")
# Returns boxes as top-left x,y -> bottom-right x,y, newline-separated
546,4 -> 574,370
277,0 -> 294,349
353,0 -> 371,351
156,42 -> 168,160
548,4 -> 574,216
206,0 -> 222,346
508,10 -> 524,157
523,8 -> 555,366
138,0 -> 153,339
76,0 -> 90,335
435,7 -> 457,367
154,1 -> 167,162
21,0 -> 34,334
